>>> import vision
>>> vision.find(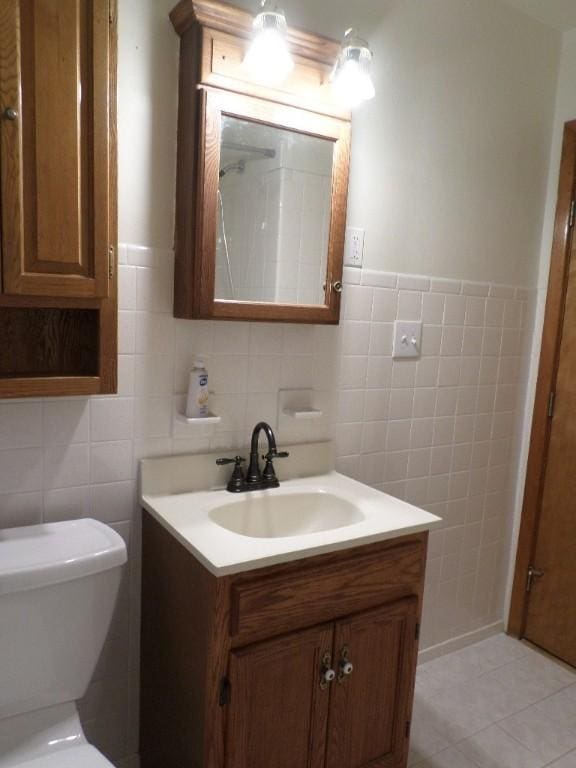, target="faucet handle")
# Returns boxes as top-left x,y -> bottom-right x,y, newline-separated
216,456 -> 245,466
263,450 -> 290,460
217,456 -> 247,493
